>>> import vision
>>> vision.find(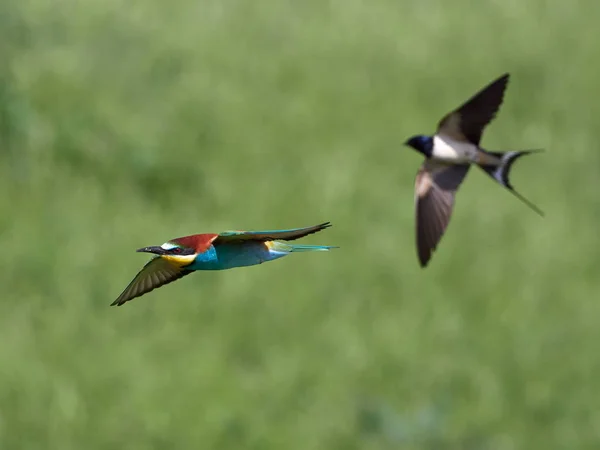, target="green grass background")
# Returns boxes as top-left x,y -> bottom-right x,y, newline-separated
1,0 -> 599,448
